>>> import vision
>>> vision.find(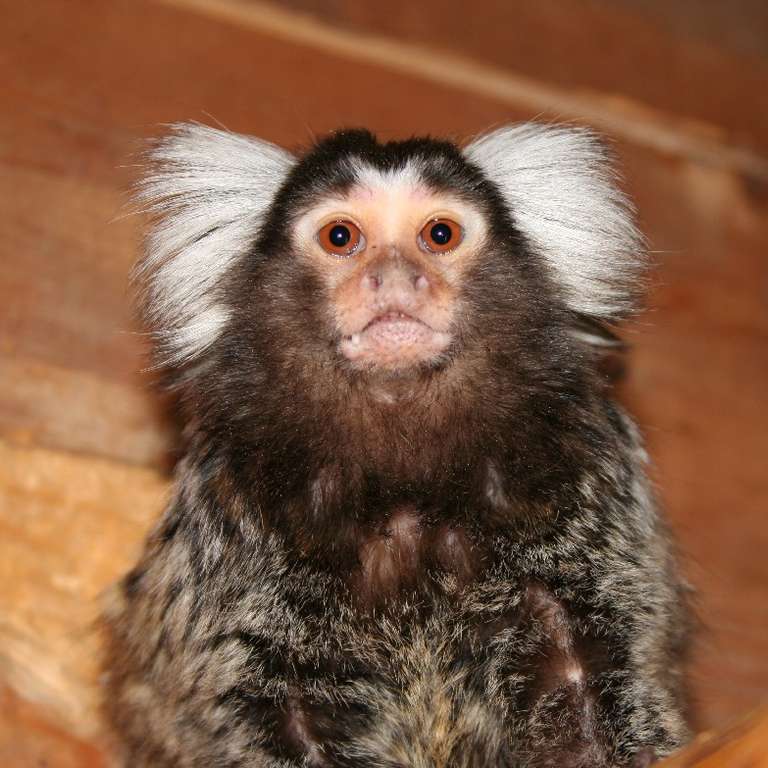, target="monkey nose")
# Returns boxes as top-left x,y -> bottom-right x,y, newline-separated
413,274 -> 429,291
361,272 -> 383,291
361,259 -> 429,296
